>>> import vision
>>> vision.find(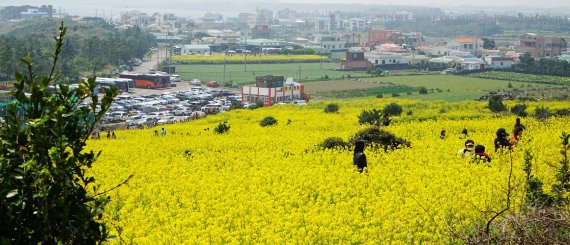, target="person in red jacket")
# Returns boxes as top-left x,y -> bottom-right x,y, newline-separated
474,145 -> 491,163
